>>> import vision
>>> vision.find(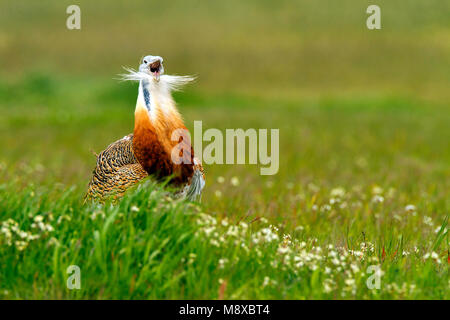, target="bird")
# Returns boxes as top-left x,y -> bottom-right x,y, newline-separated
85,55 -> 205,203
